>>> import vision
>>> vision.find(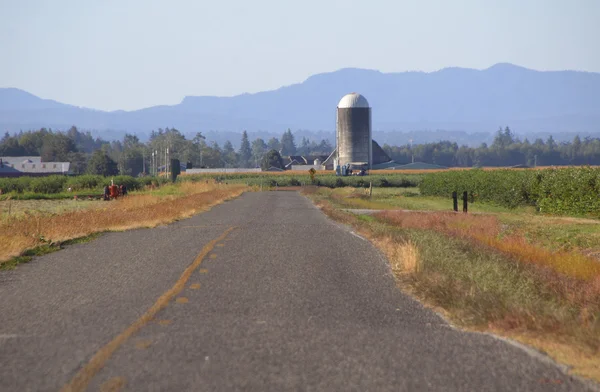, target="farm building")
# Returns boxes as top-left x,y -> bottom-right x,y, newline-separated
0,156 -> 71,177
320,93 -> 396,170
284,155 -> 329,170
